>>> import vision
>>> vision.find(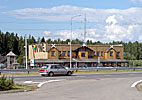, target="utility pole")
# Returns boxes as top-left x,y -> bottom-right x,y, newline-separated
70,15 -> 81,69
25,34 -> 28,69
